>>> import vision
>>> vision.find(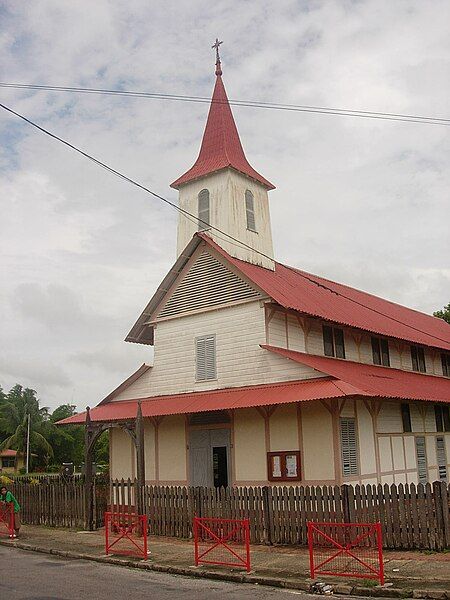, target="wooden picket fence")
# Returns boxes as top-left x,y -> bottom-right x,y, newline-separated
7,478 -> 450,550
10,478 -> 107,529
109,480 -> 450,551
